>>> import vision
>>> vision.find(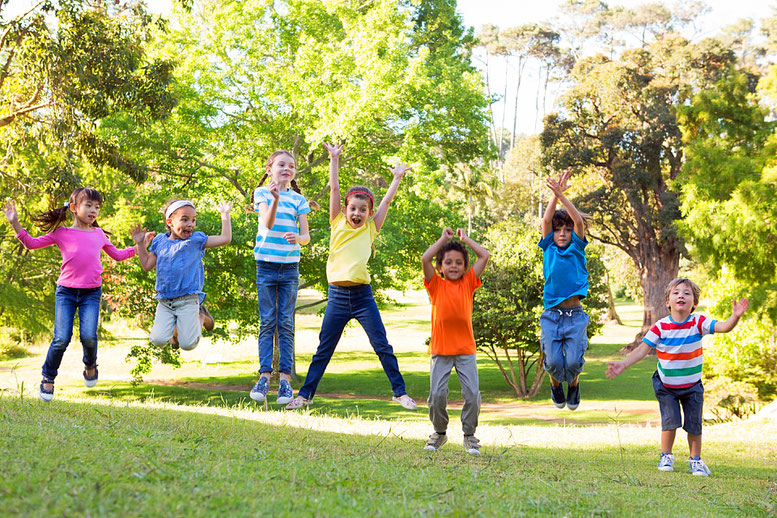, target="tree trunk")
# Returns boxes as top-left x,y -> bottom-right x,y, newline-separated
605,271 -> 623,325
